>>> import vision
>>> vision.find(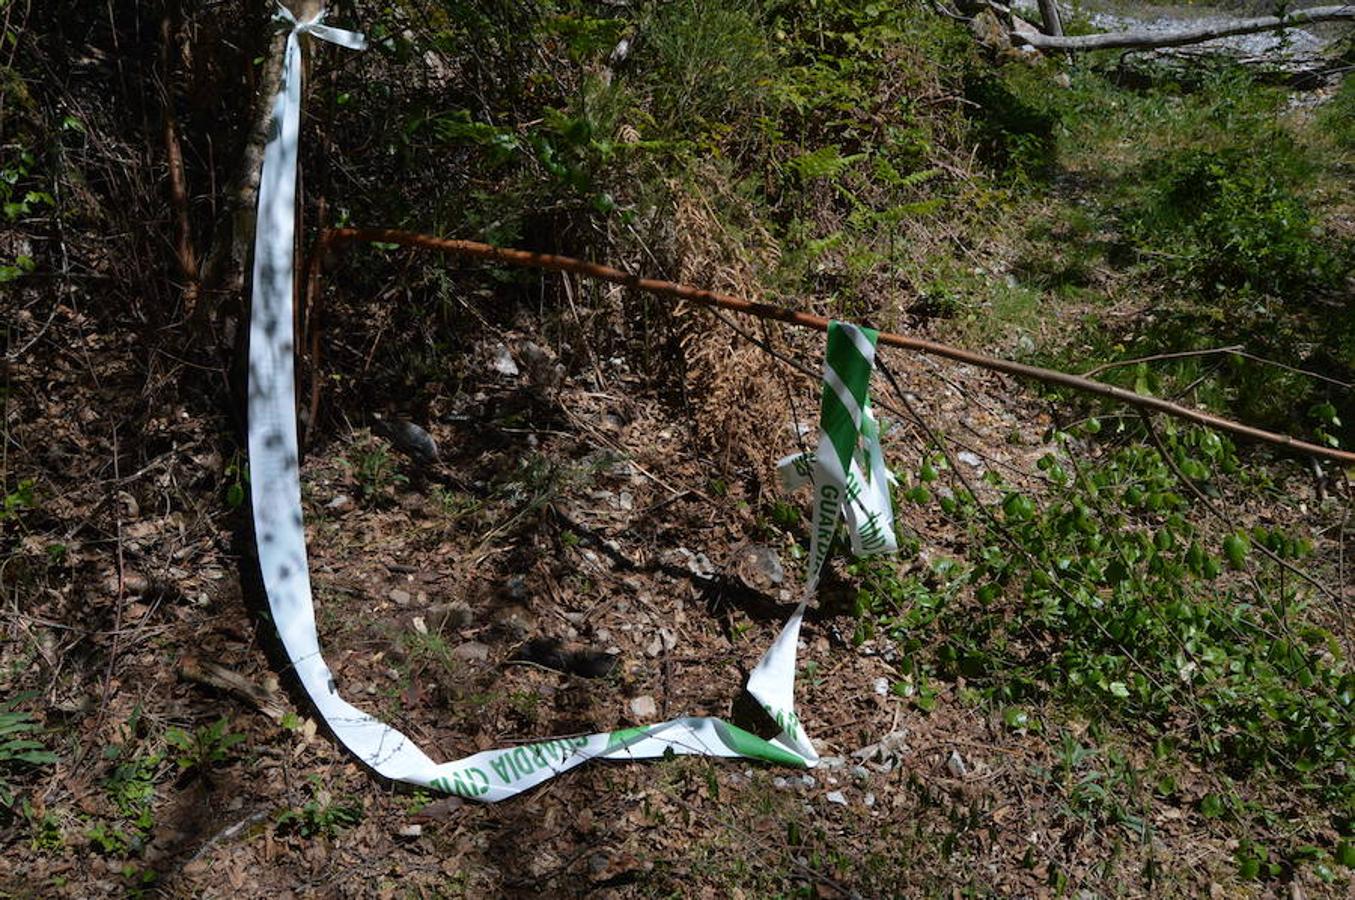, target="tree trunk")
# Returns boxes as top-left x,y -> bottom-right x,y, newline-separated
195,27 -> 286,340
1036,0 -> 1063,37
